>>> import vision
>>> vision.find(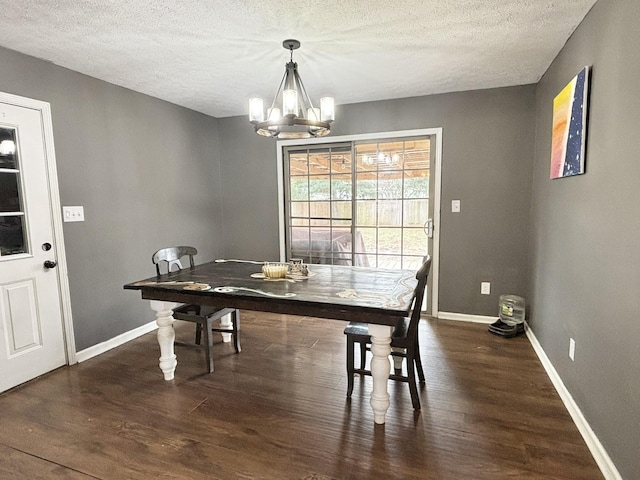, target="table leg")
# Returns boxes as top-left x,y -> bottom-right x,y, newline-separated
368,324 -> 393,424
220,312 -> 232,343
150,300 -> 179,380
